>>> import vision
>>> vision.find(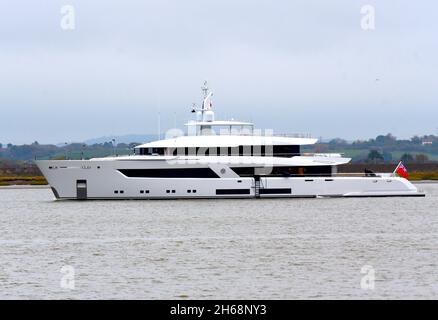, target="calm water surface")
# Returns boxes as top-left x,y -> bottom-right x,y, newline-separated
0,184 -> 437,299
